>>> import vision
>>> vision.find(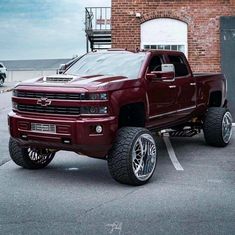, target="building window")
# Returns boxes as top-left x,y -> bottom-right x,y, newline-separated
141,18 -> 188,57
143,44 -> 186,54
